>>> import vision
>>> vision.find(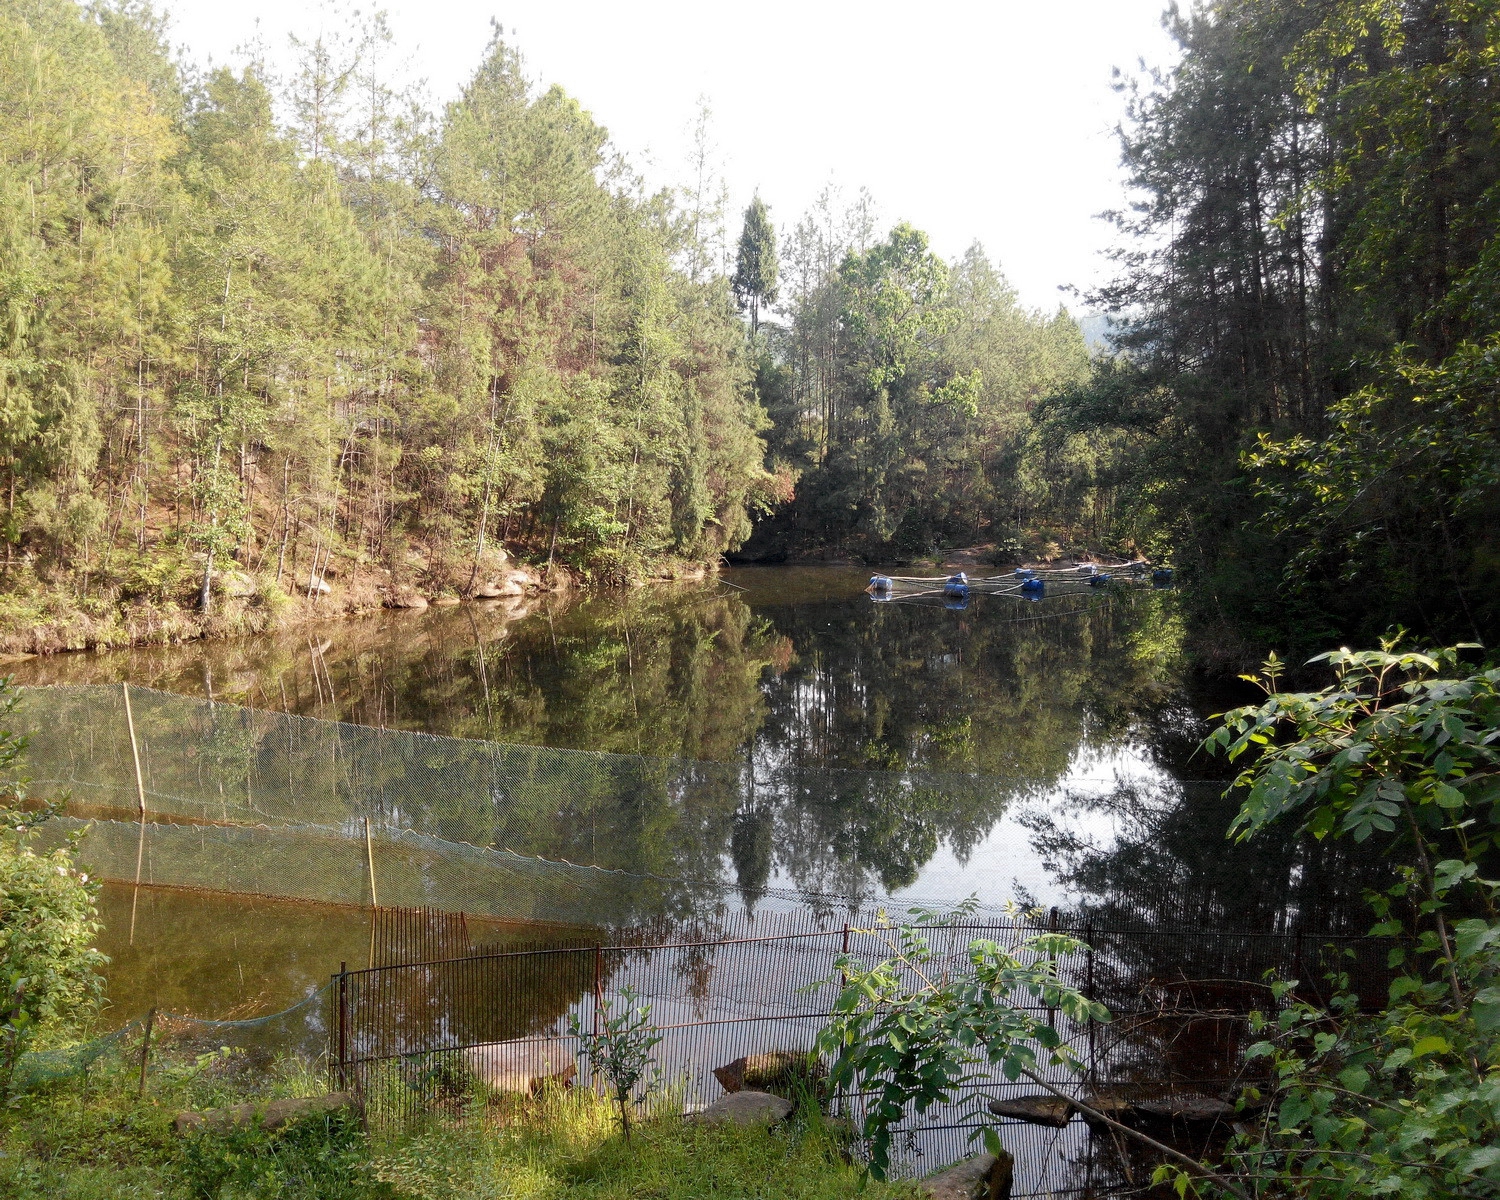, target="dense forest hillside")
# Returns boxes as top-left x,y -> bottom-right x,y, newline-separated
6,0 -> 1497,663
0,0 -> 1109,654
741,208 -> 1094,560
1037,0 -> 1500,657
0,0 -> 790,649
